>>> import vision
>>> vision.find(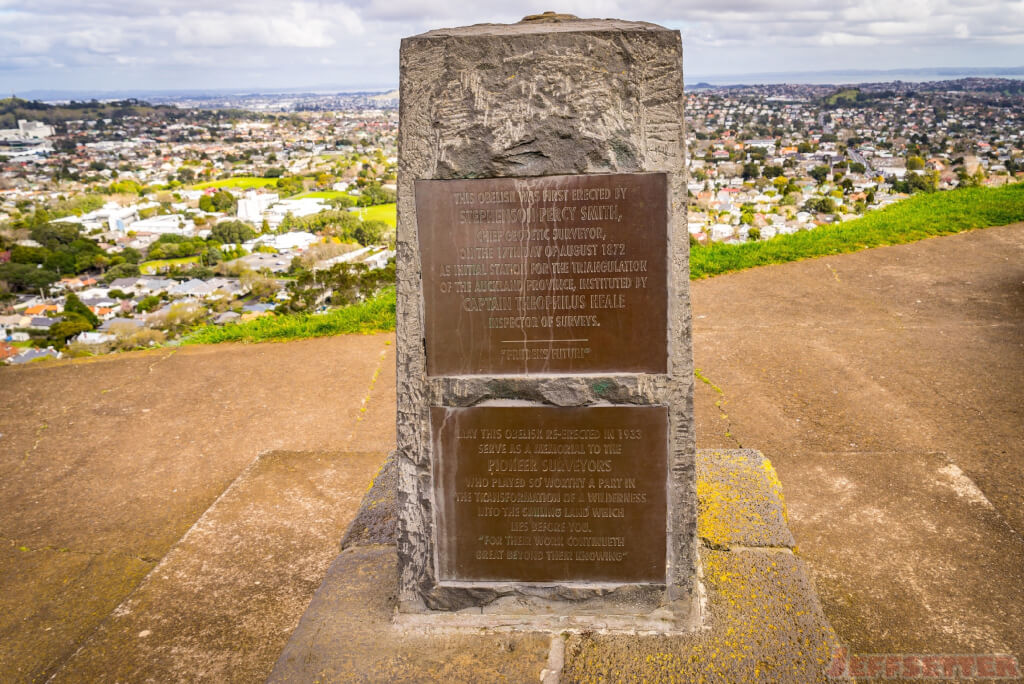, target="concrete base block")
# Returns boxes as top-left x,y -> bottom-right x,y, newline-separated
269,449 -> 841,682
